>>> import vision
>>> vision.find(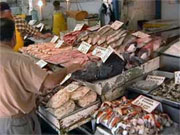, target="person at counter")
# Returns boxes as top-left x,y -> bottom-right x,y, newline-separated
0,18 -> 81,135
52,0 -> 67,35
0,2 -> 52,51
